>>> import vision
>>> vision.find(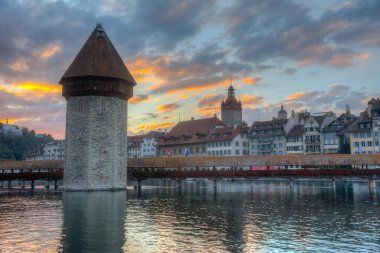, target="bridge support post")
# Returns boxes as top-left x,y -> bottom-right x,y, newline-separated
8,180 -> 11,189
45,180 -> 50,190
0,180 -> 3,189
54,180 -> 58,190
332,177 -> 336,192
213,178 -> 217,189
21,179 -> 25,189
289,177 -> 294,188
134,180 -> 142,190
369,176 -> 377,196
31,180 -> 35,190
176,179 -> 182,189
